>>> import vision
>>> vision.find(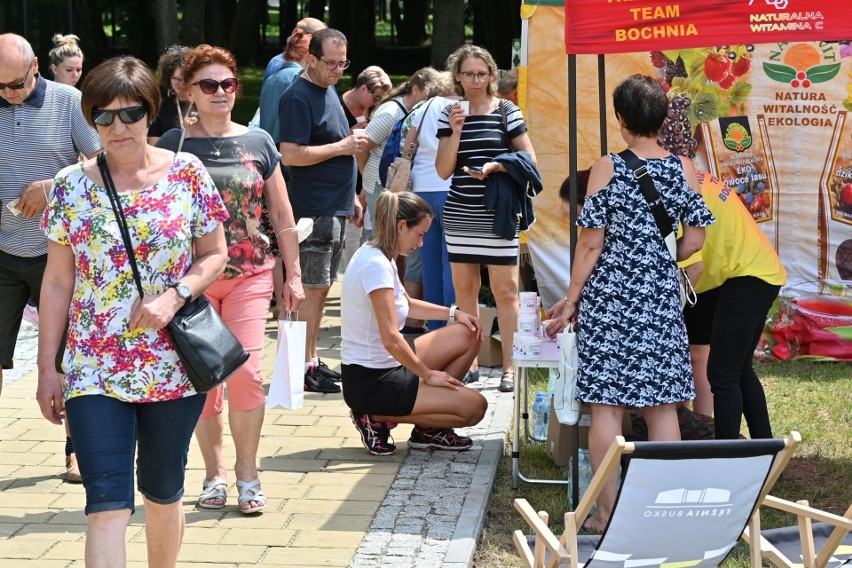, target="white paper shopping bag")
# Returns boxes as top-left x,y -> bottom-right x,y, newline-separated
266,314 -> 306,410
